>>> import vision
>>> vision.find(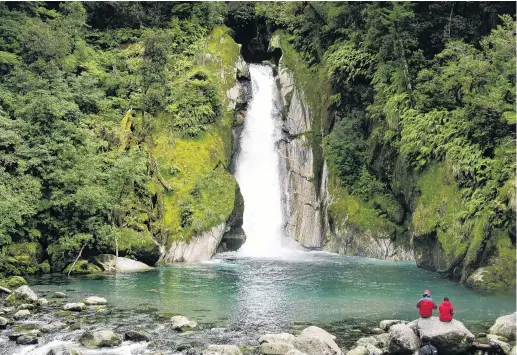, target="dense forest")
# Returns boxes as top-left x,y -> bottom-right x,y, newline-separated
0,2 -> 515,290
